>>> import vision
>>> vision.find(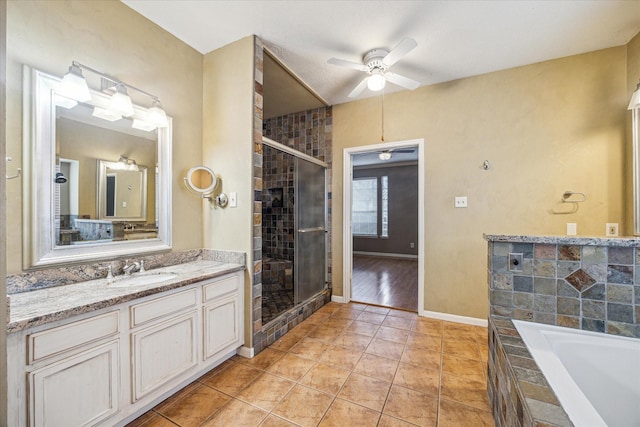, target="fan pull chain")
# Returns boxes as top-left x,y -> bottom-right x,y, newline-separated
381,89 -> 385,142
